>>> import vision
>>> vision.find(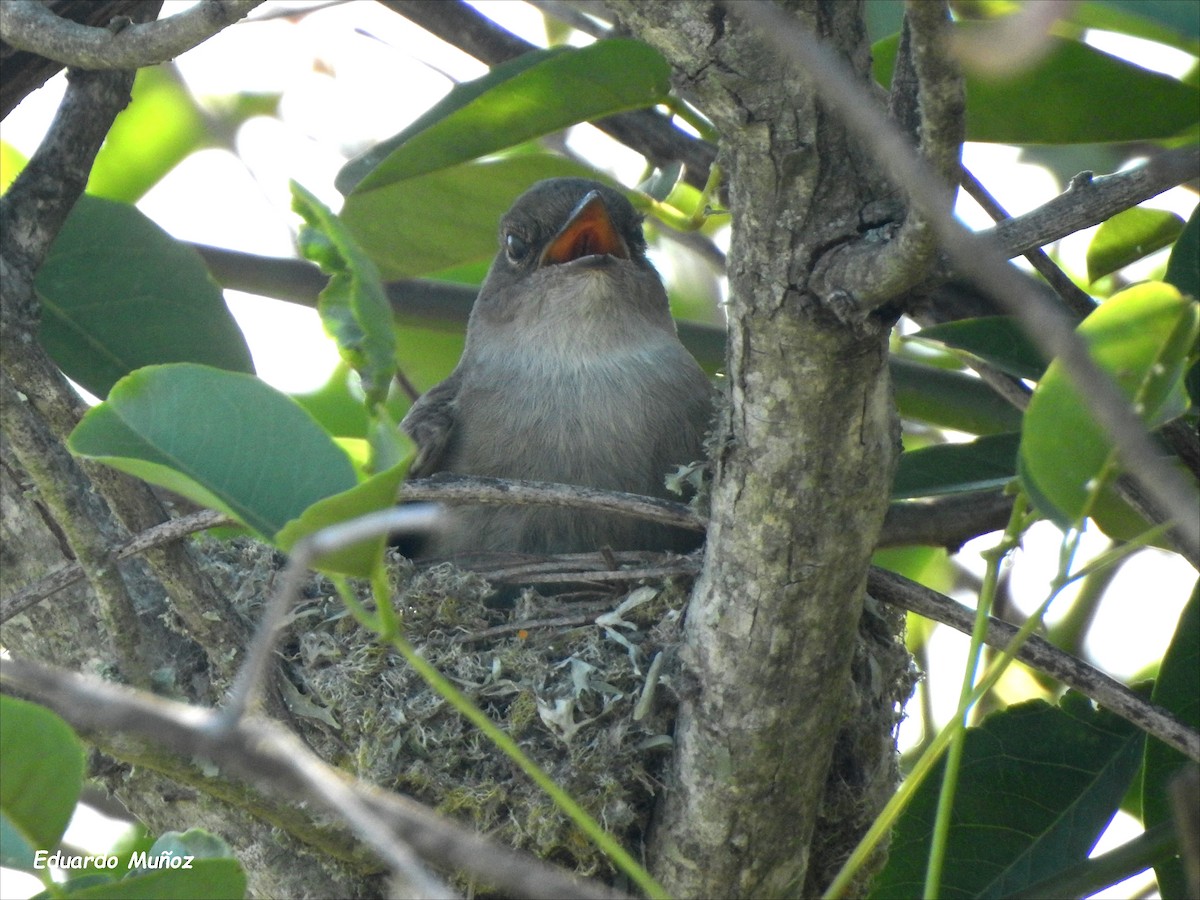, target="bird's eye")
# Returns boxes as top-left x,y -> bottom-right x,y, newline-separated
505,232 -> 530,263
